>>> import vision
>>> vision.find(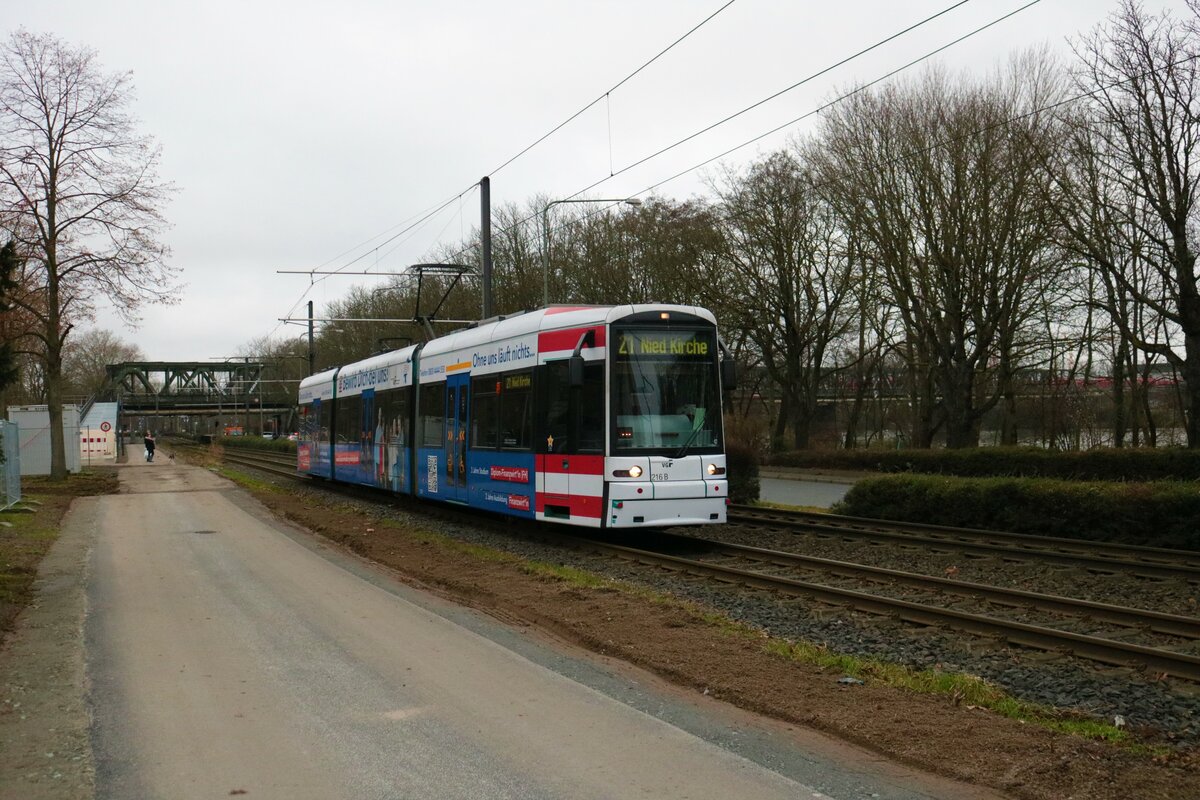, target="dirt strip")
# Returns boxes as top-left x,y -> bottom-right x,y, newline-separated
238,473 -> 1200,800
